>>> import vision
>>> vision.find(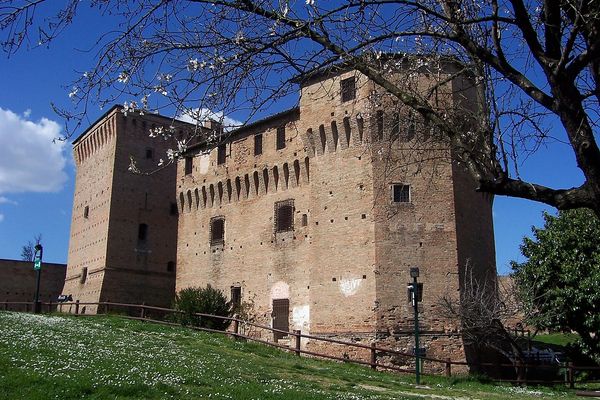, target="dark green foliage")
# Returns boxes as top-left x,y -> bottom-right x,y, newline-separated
172,285 -> 232,330
511,209 -> 600,361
